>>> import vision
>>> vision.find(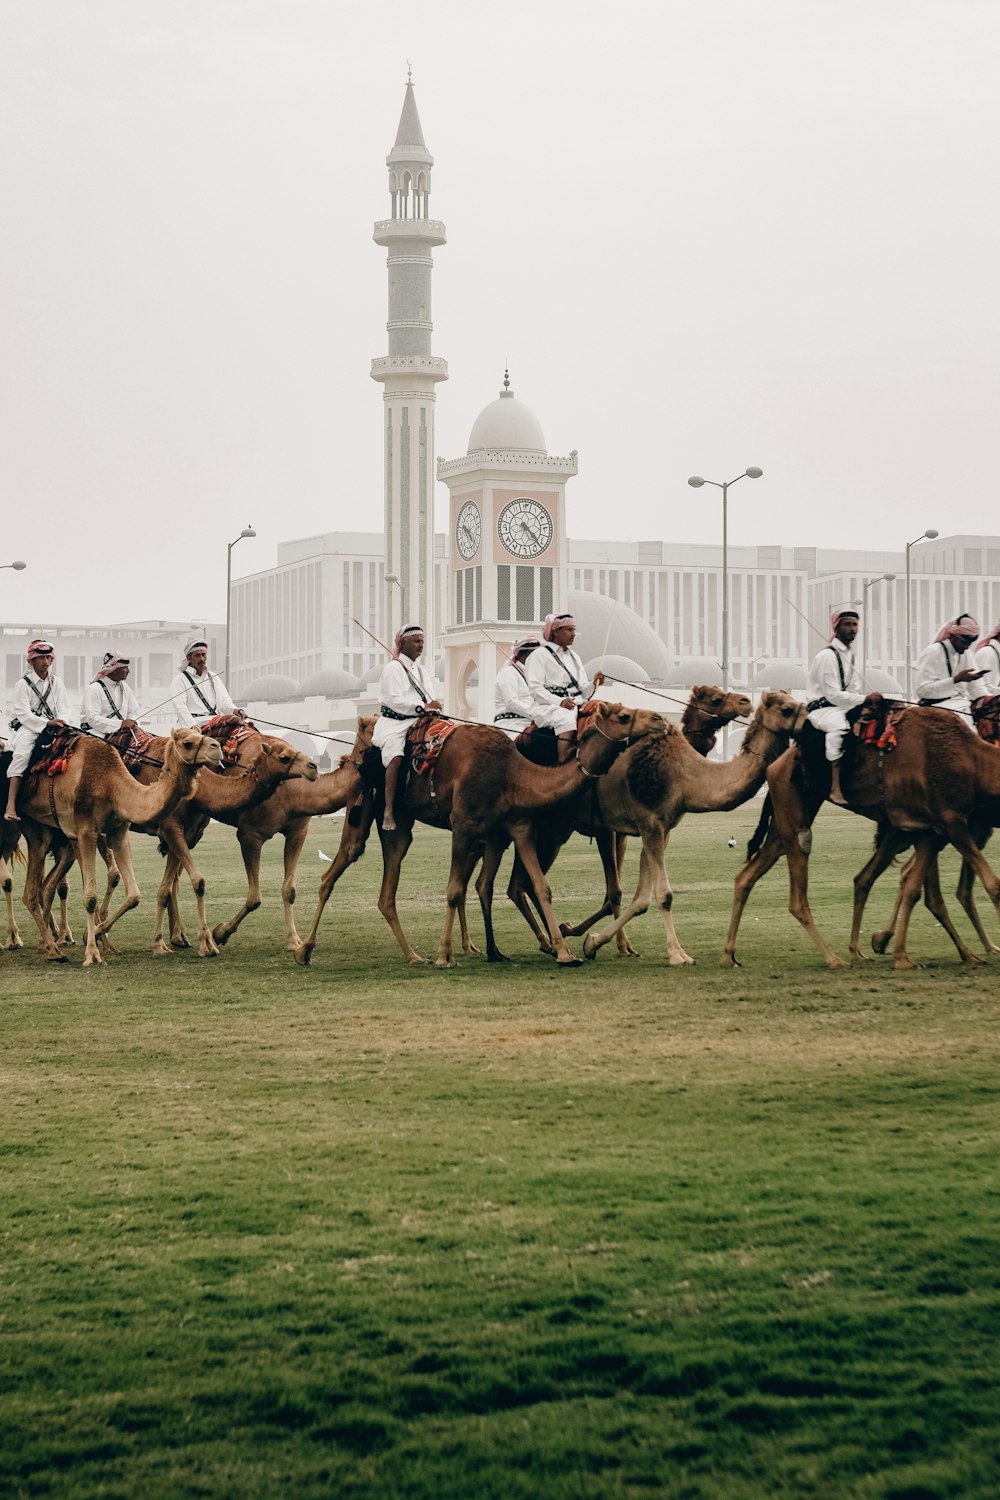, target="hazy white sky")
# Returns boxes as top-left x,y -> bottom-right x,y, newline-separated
2,0 -> 998,624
